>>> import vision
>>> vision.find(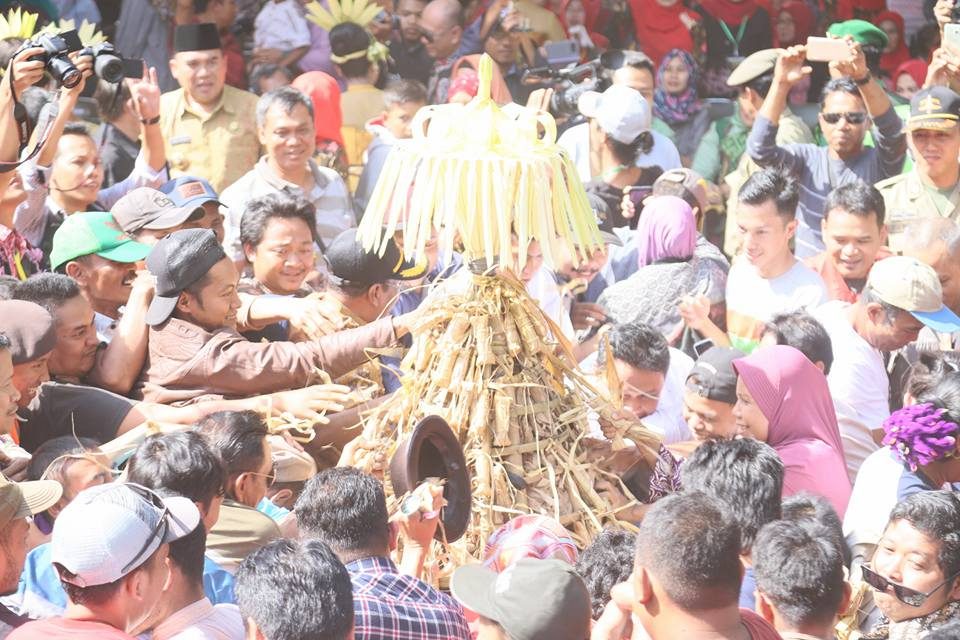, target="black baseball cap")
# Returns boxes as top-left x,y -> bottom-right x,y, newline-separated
586,193 -> 623,247
908,86 -> 960,132
145,229 -> 227,326
324,229 -> 427,287
685,346 -> 744,405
